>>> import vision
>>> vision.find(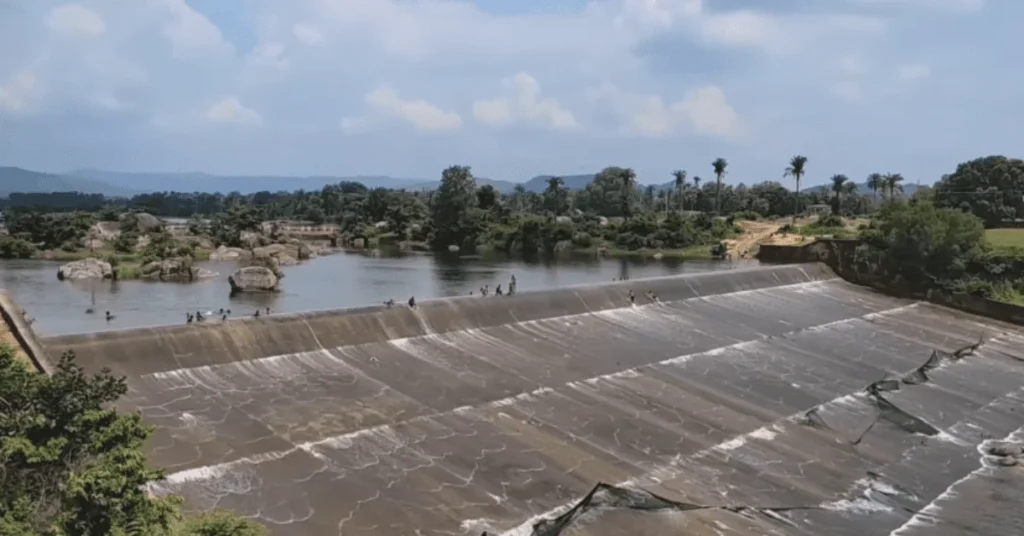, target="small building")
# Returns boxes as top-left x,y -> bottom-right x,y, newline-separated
806,204 -> 831,216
